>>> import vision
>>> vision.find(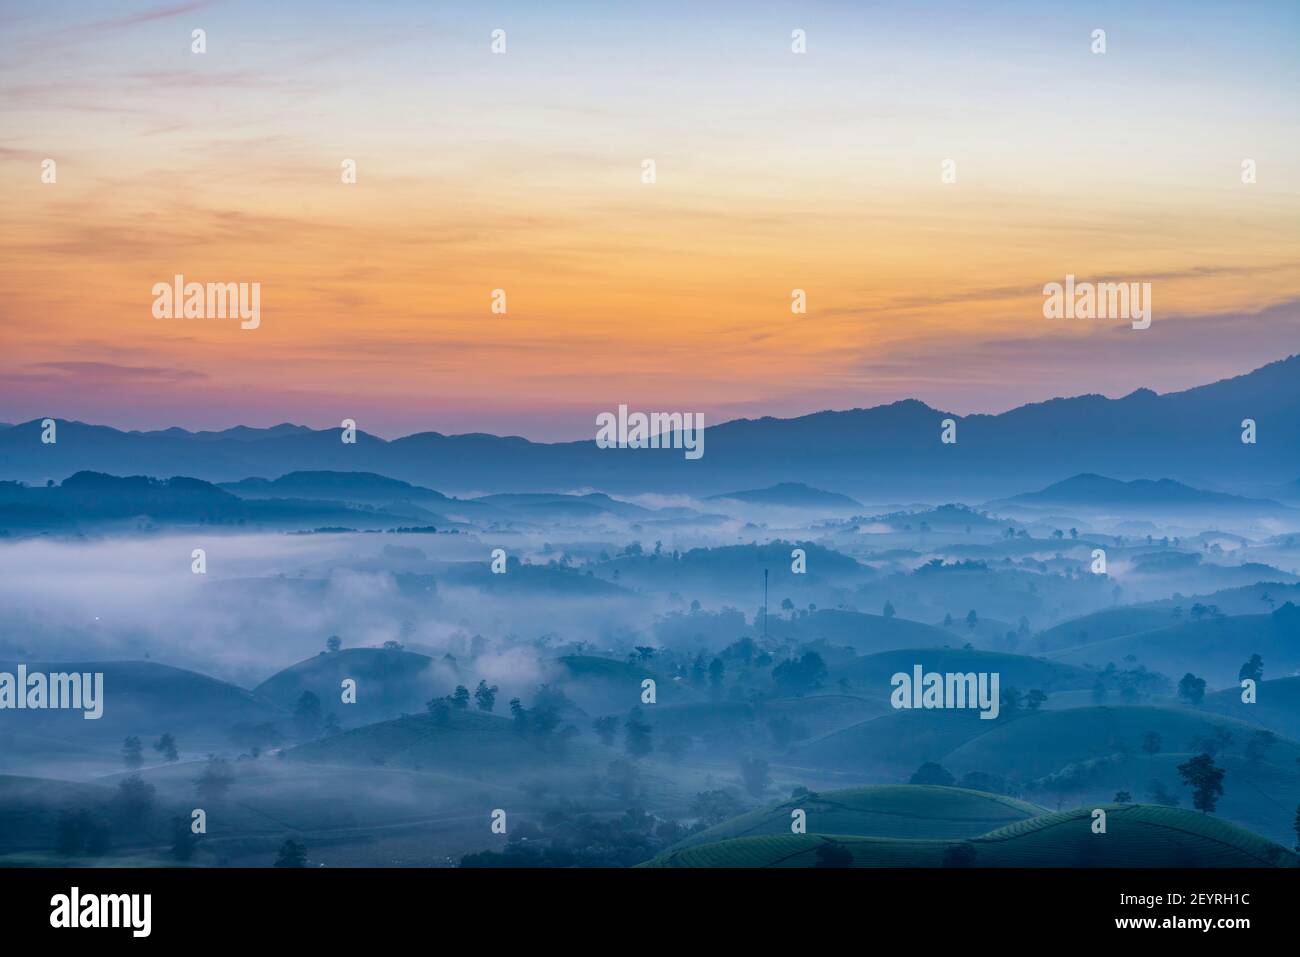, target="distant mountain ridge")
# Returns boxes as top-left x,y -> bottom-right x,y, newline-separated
3,354 -> 1299,498
707,482 -> 862,508
995,473 -> 1292,512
